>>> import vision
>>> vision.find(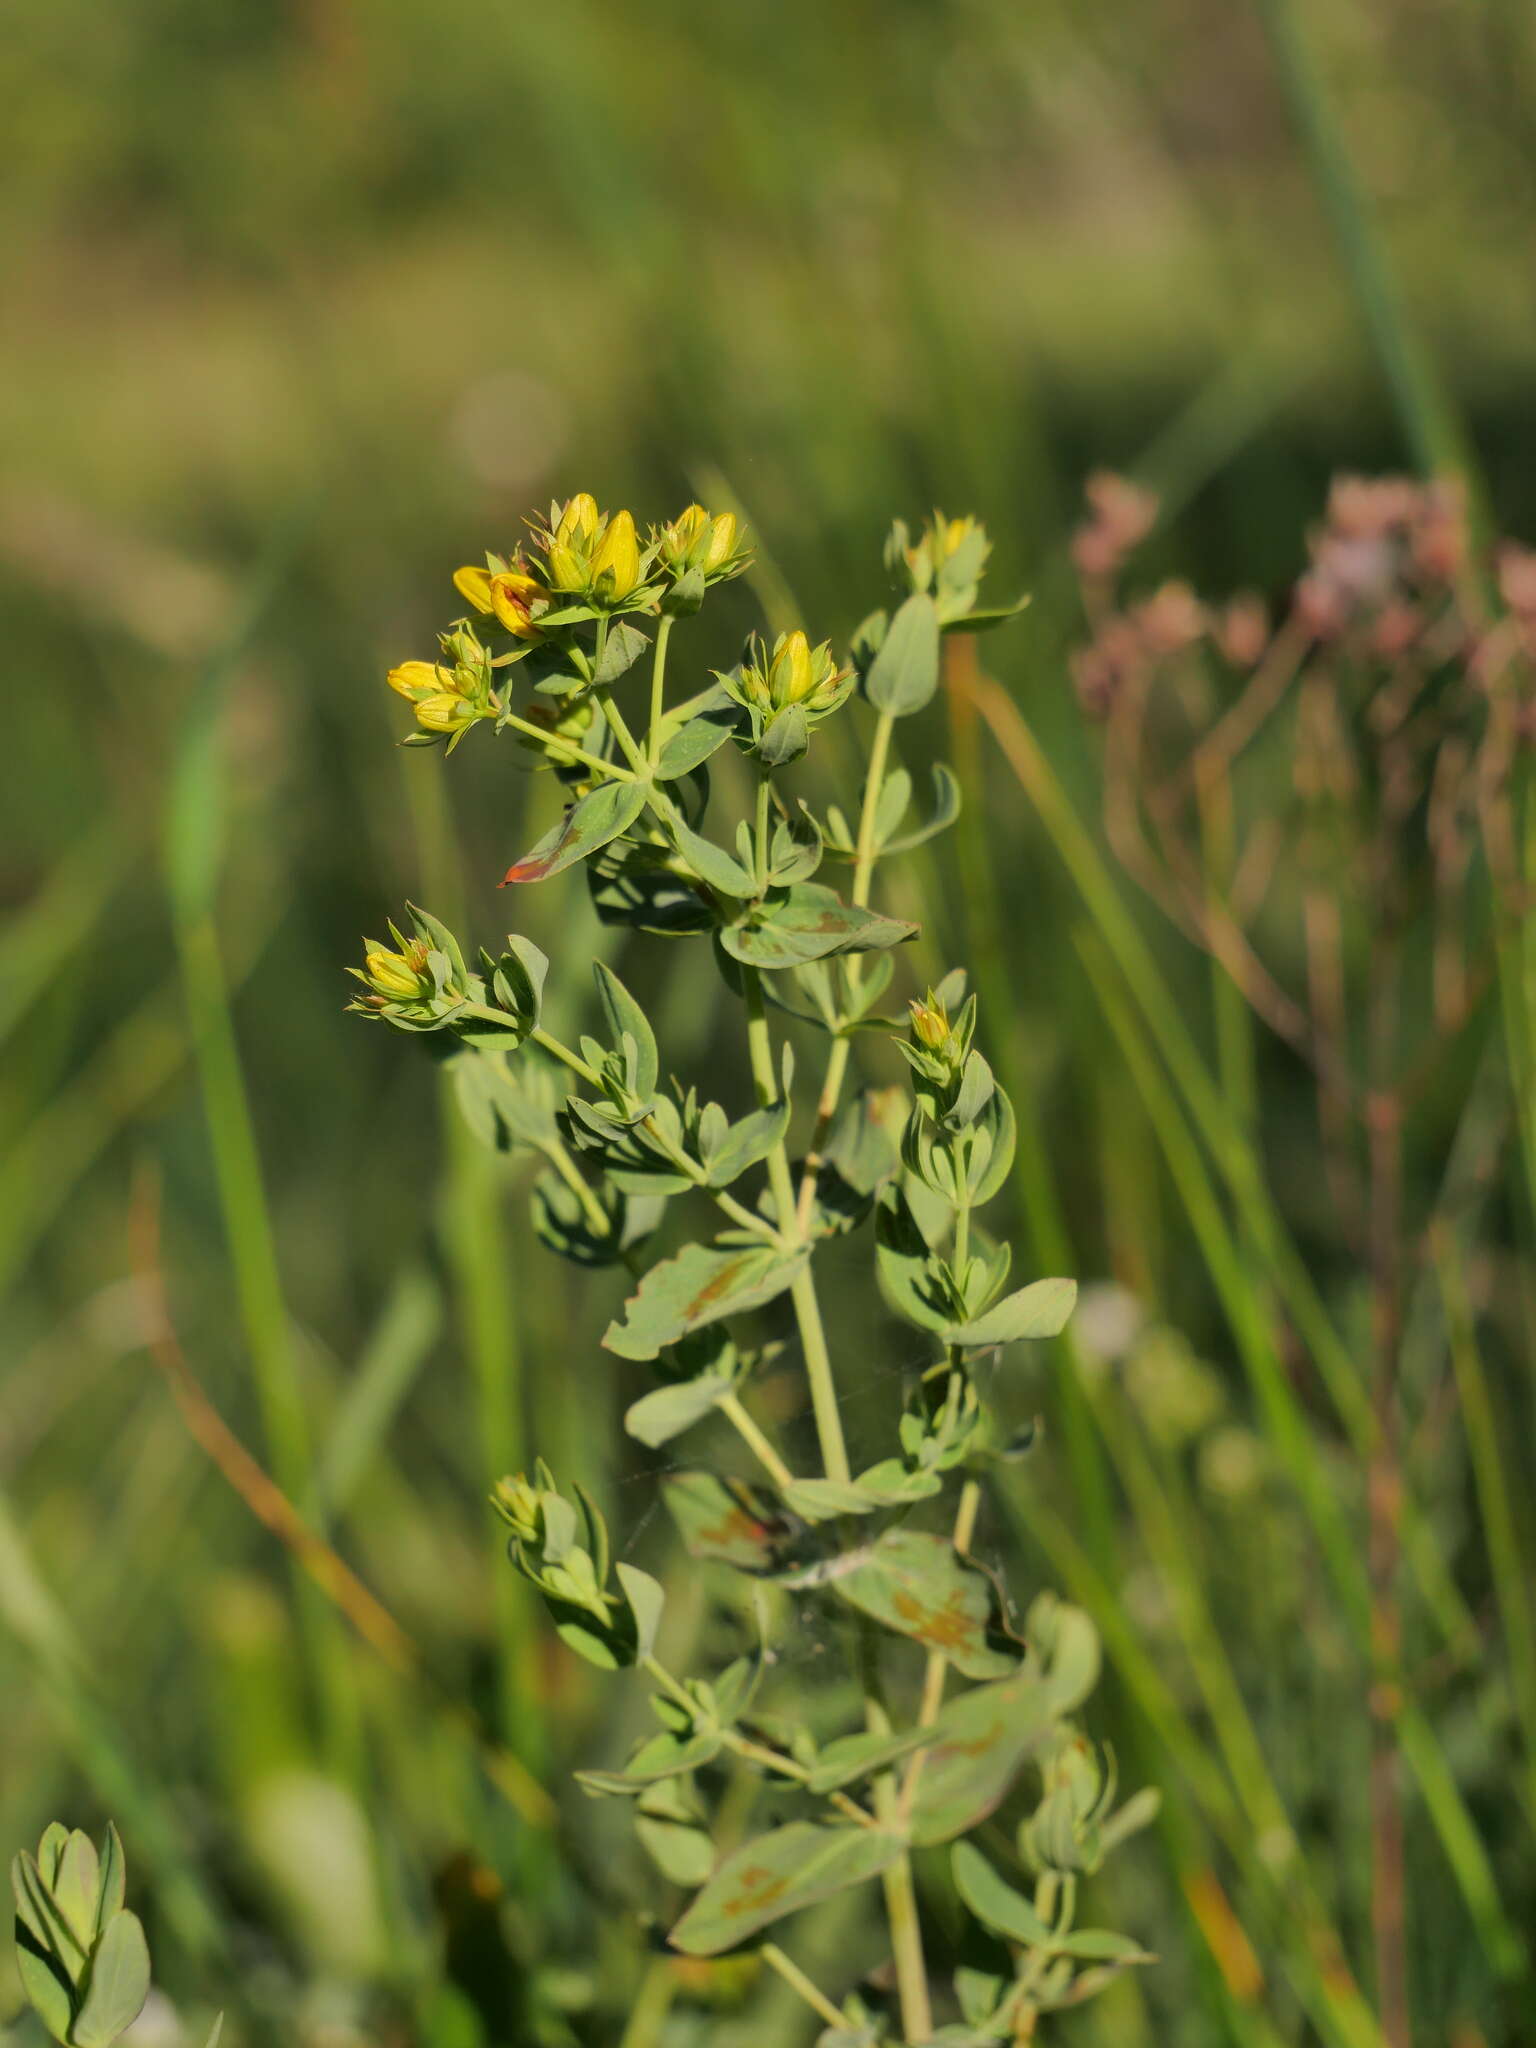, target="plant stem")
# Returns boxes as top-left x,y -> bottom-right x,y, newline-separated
598,684 -> 652,779
719,1392 -> 796,1490
743,967 -> 852,1482
498,706 -> 634,782
761,1943 -> 848,2029
795,708 -> 896,1230
900,1475 -> 981,1818
617,1955 -> 677,2048
647,613 -> 674,764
